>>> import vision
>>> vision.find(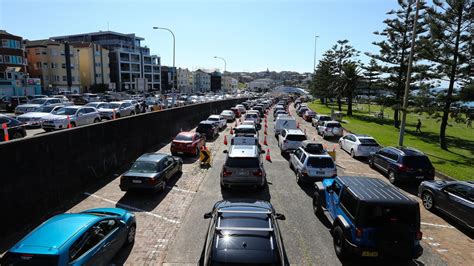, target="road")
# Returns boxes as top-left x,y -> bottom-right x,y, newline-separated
3,102 -> 472,265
